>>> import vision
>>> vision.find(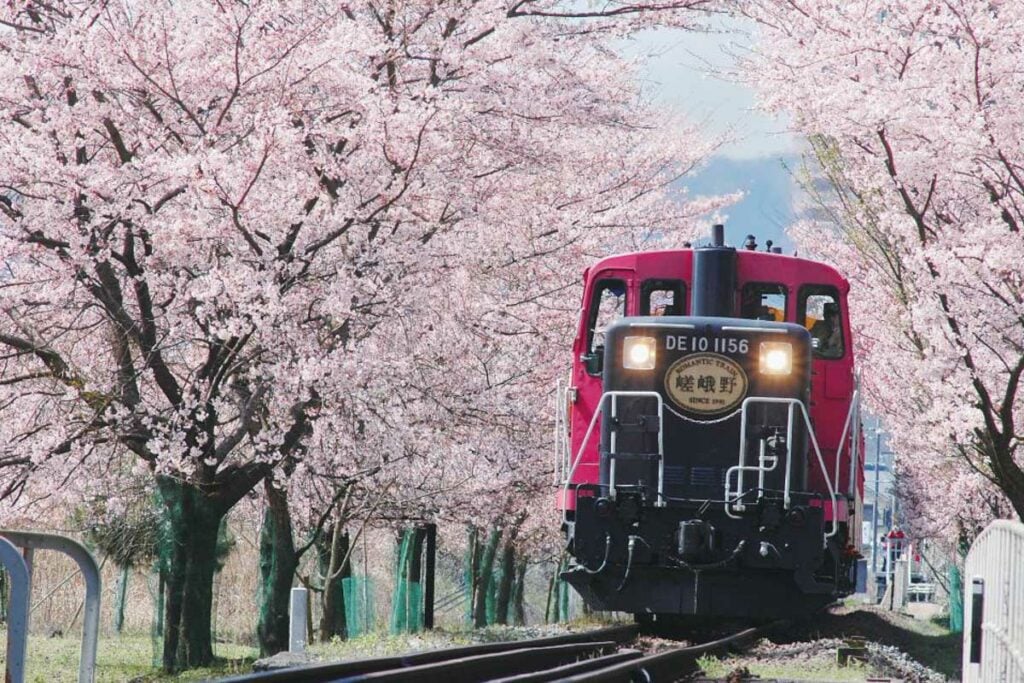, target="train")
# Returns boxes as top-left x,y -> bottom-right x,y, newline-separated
555,225 -> 864,621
